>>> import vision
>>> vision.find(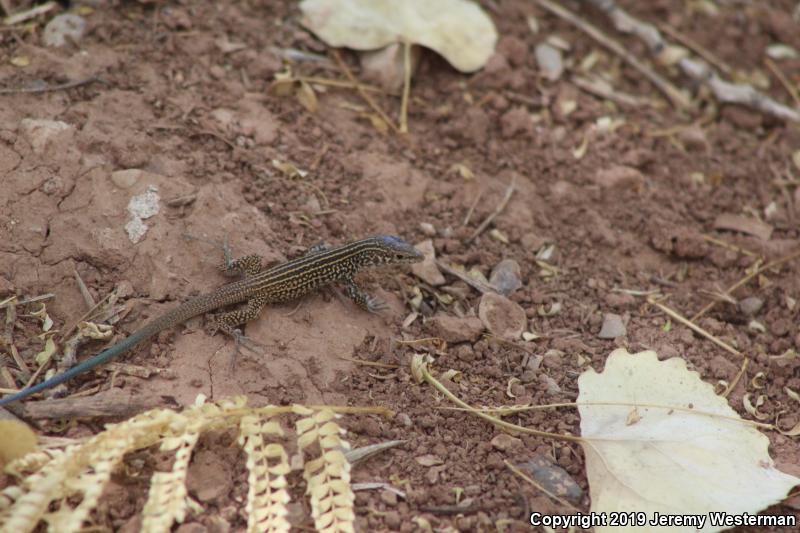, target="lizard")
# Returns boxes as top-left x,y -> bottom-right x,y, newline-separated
0,235 -> 423,406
